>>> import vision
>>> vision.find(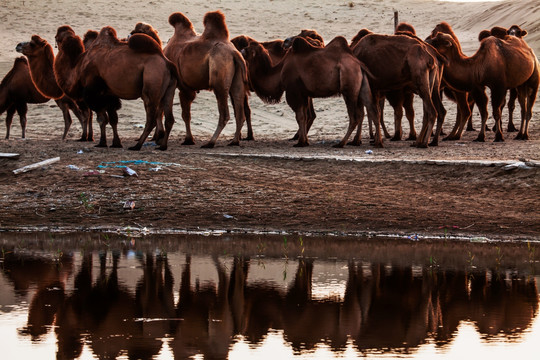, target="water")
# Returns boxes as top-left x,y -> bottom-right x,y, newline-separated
0,232 -> 538,359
